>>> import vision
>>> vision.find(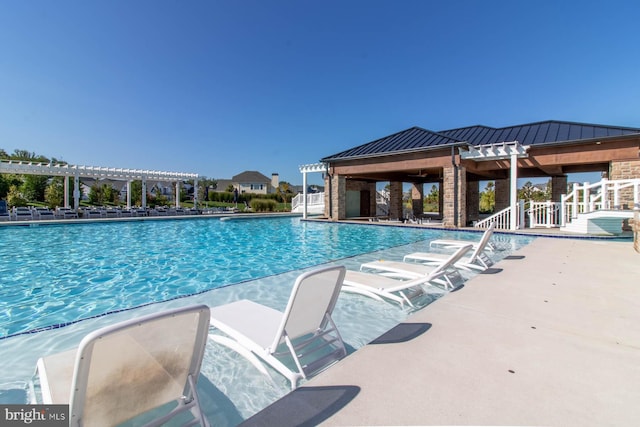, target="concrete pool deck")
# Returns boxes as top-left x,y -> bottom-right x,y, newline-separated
242,237 -> 640,426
